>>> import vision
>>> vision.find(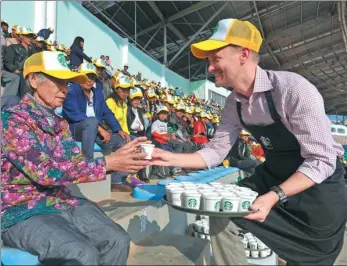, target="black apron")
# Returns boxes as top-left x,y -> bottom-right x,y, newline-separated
233,91 -> 347,265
